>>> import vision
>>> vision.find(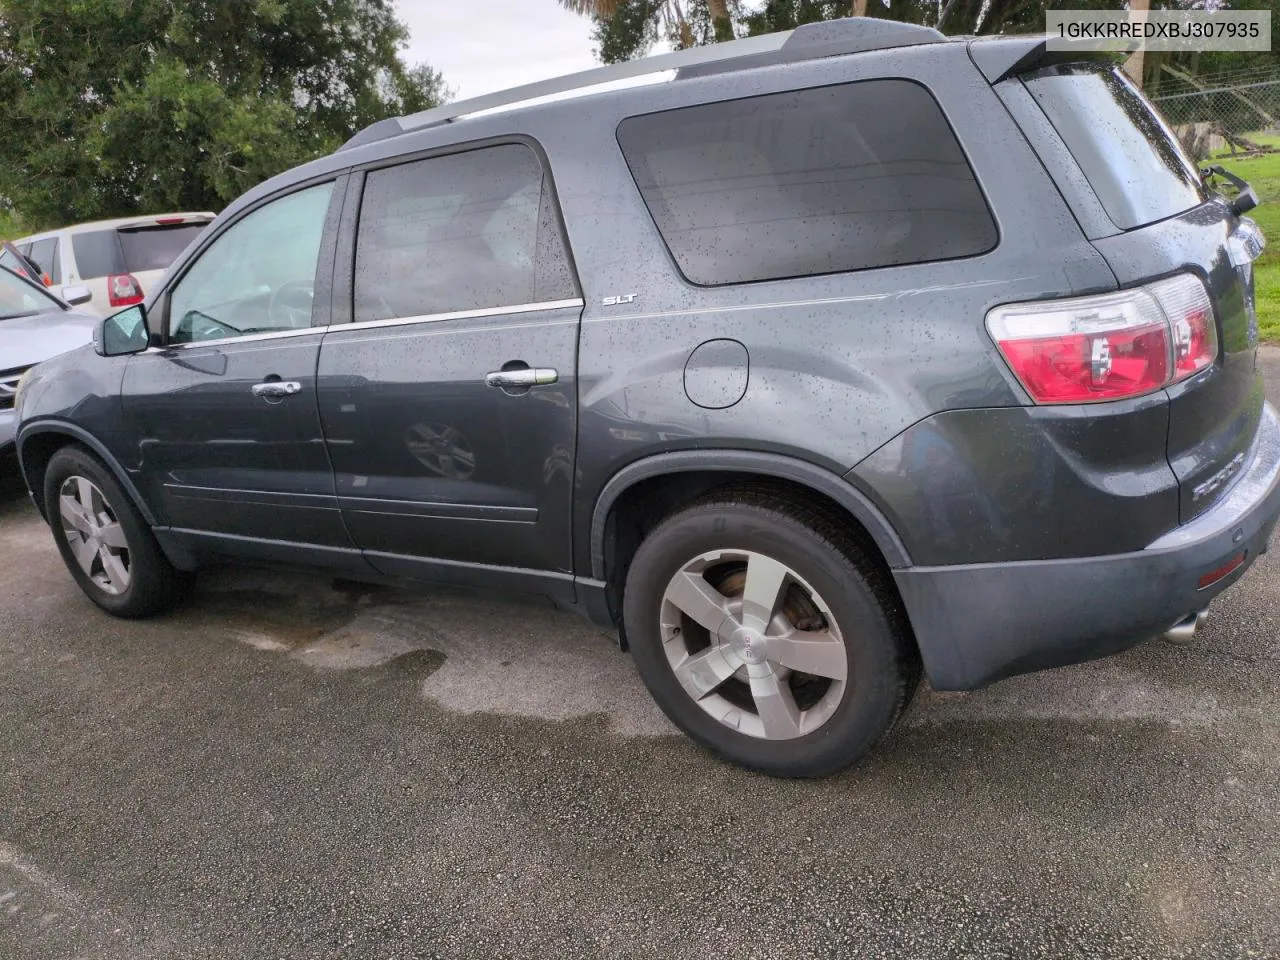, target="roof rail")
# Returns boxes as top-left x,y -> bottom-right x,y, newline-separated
340,17 -> 947,151
679,18 -> 944,79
